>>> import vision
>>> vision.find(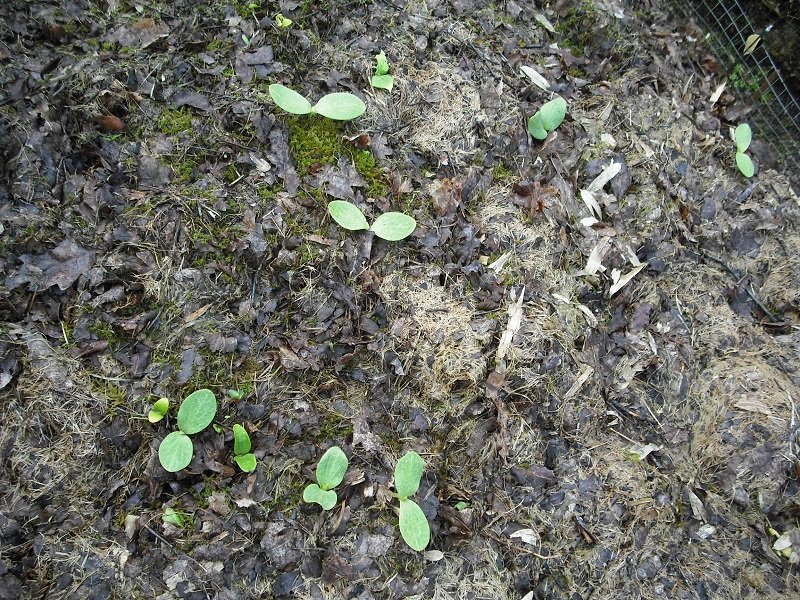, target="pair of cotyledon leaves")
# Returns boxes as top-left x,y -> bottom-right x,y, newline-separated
328,200 -> 416,241
269,84 -> 366,121
303,449 -> 430,551
158,389 -> 218,472
734,123 -> 754,178
527,96 -> 567,140
371,51 -> 394,91
232,424 -> 256,472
